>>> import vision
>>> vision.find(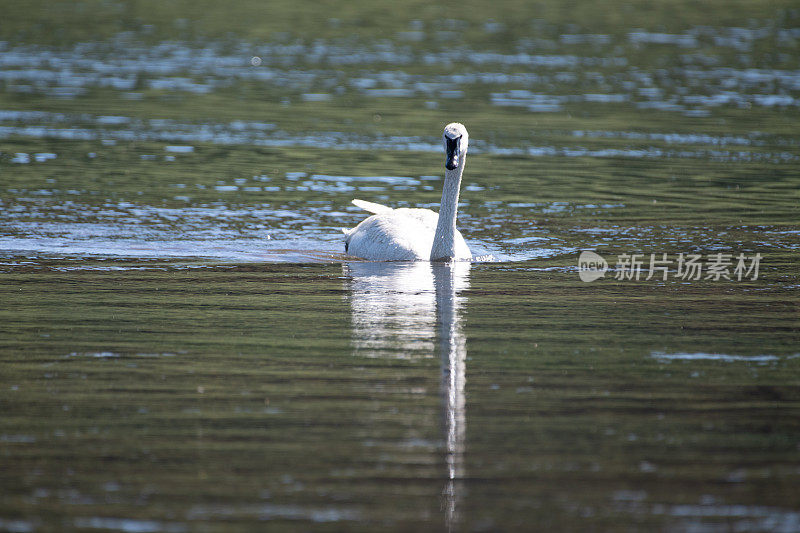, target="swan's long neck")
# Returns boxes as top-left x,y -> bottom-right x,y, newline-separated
430,162 -> 465,261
